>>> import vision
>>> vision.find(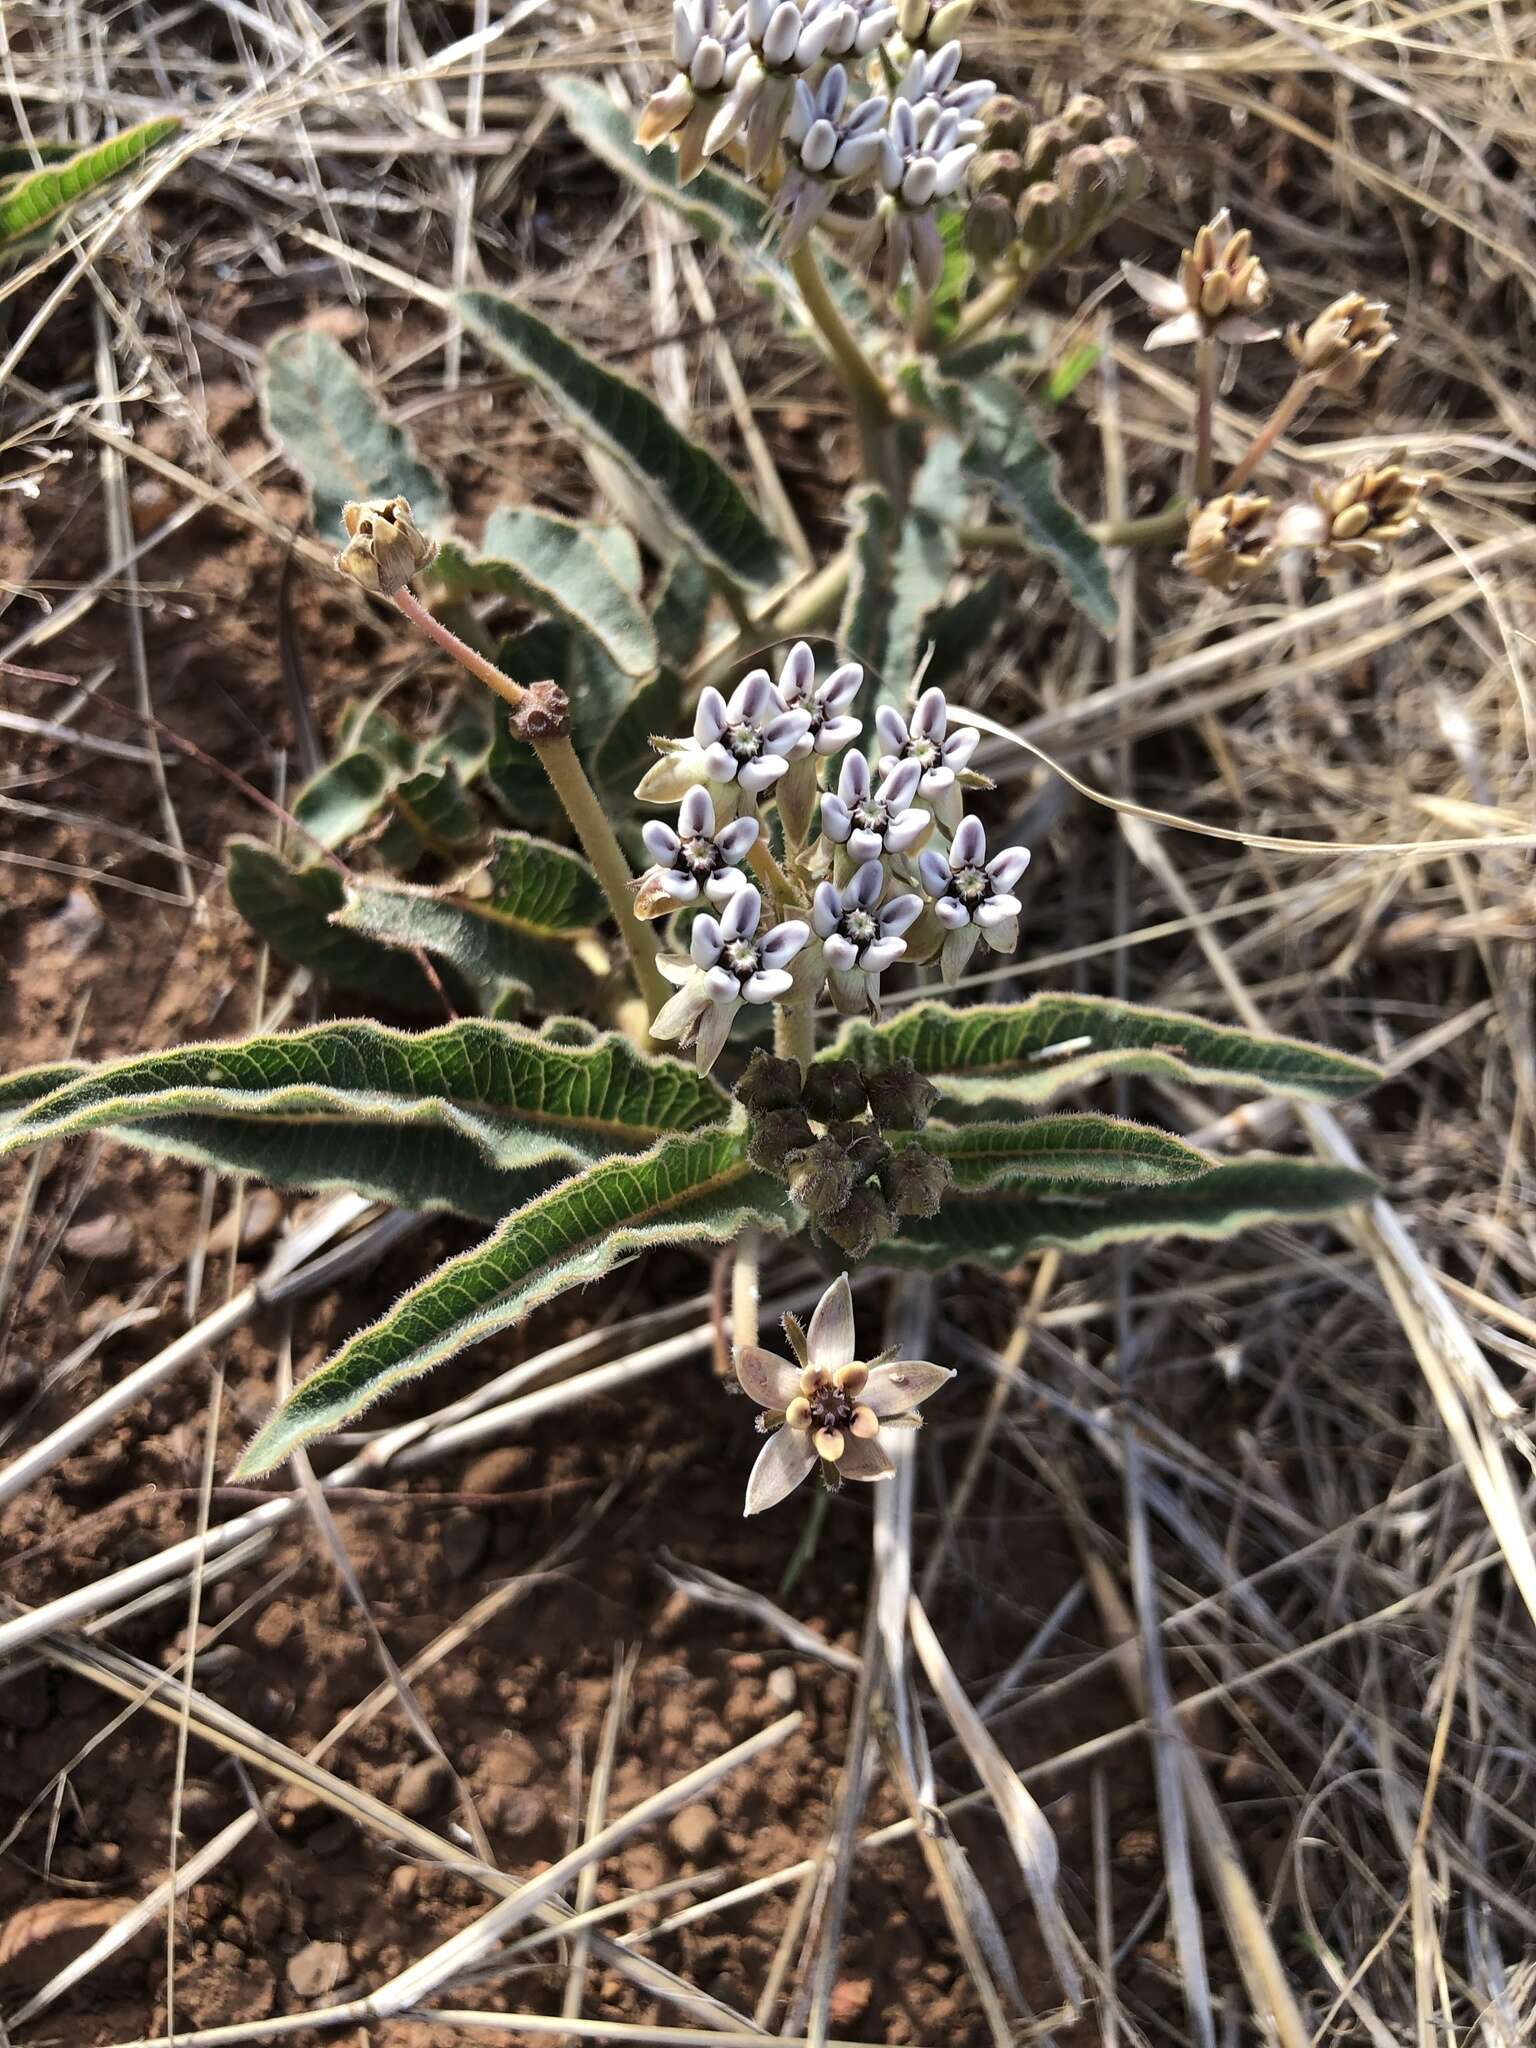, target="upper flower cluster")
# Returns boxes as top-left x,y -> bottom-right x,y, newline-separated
639,0 -> 993,288
639,644 -> 1029,1069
